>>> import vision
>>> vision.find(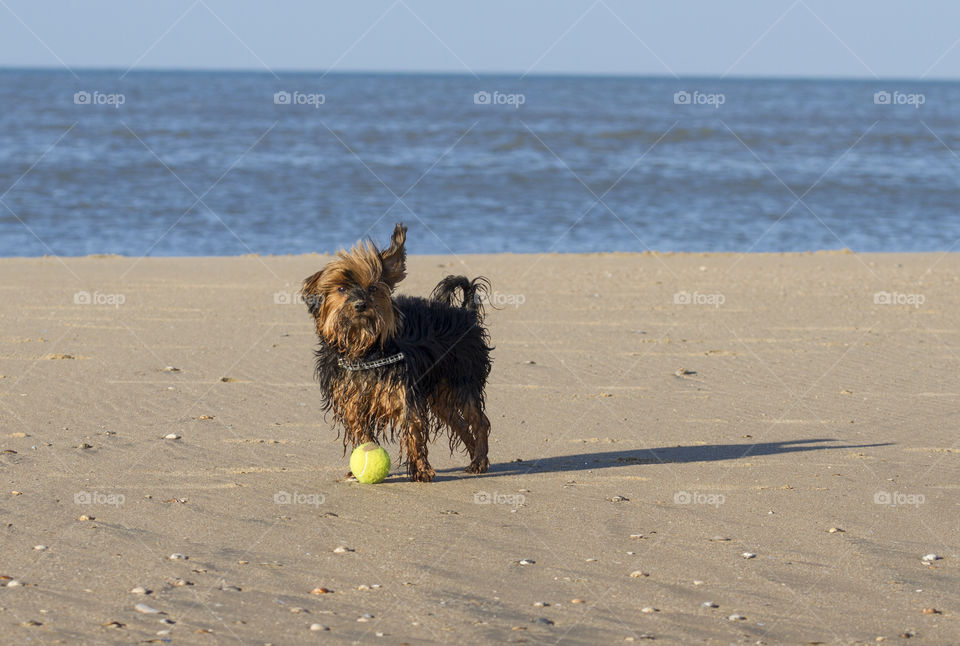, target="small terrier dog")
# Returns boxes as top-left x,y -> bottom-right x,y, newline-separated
301,223 -> 492,482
